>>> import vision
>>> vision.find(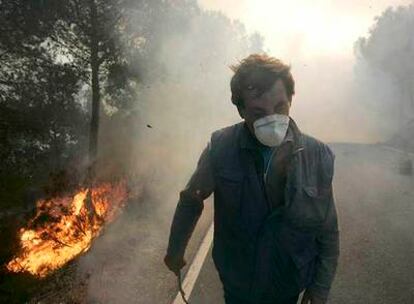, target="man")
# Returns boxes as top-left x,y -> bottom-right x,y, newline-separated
164,54 -> 340,304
